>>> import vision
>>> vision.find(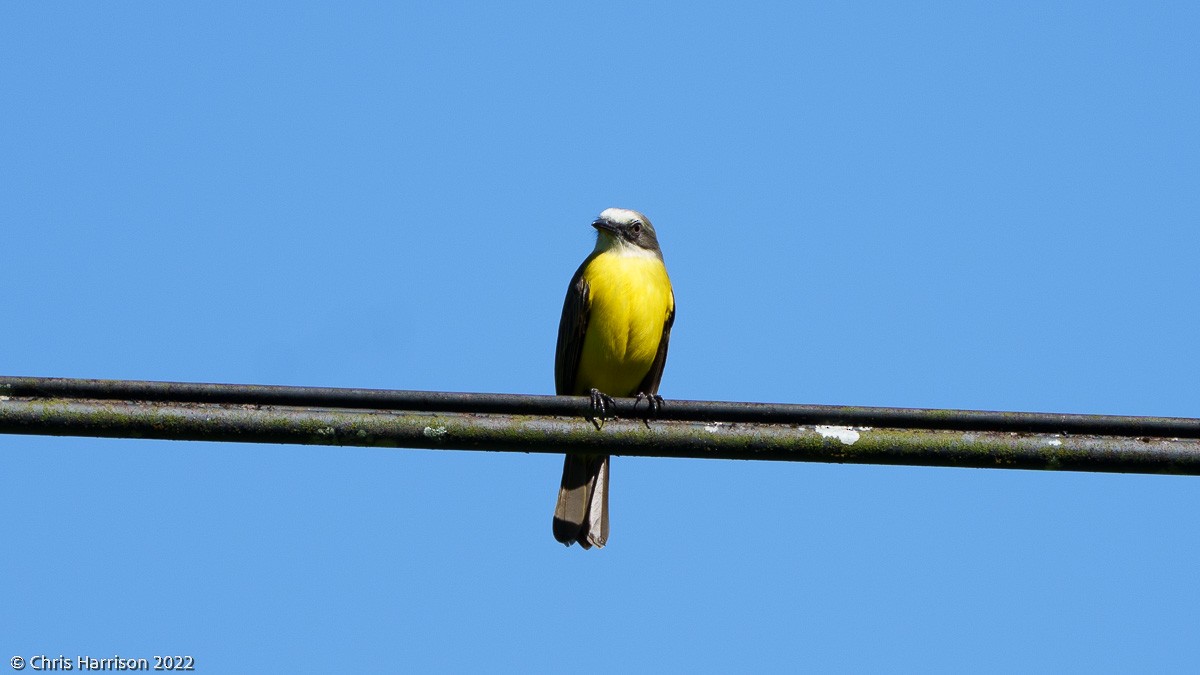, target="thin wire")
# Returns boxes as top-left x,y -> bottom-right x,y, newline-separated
3,375 -> 1198,437
2,375 -> 1199,476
